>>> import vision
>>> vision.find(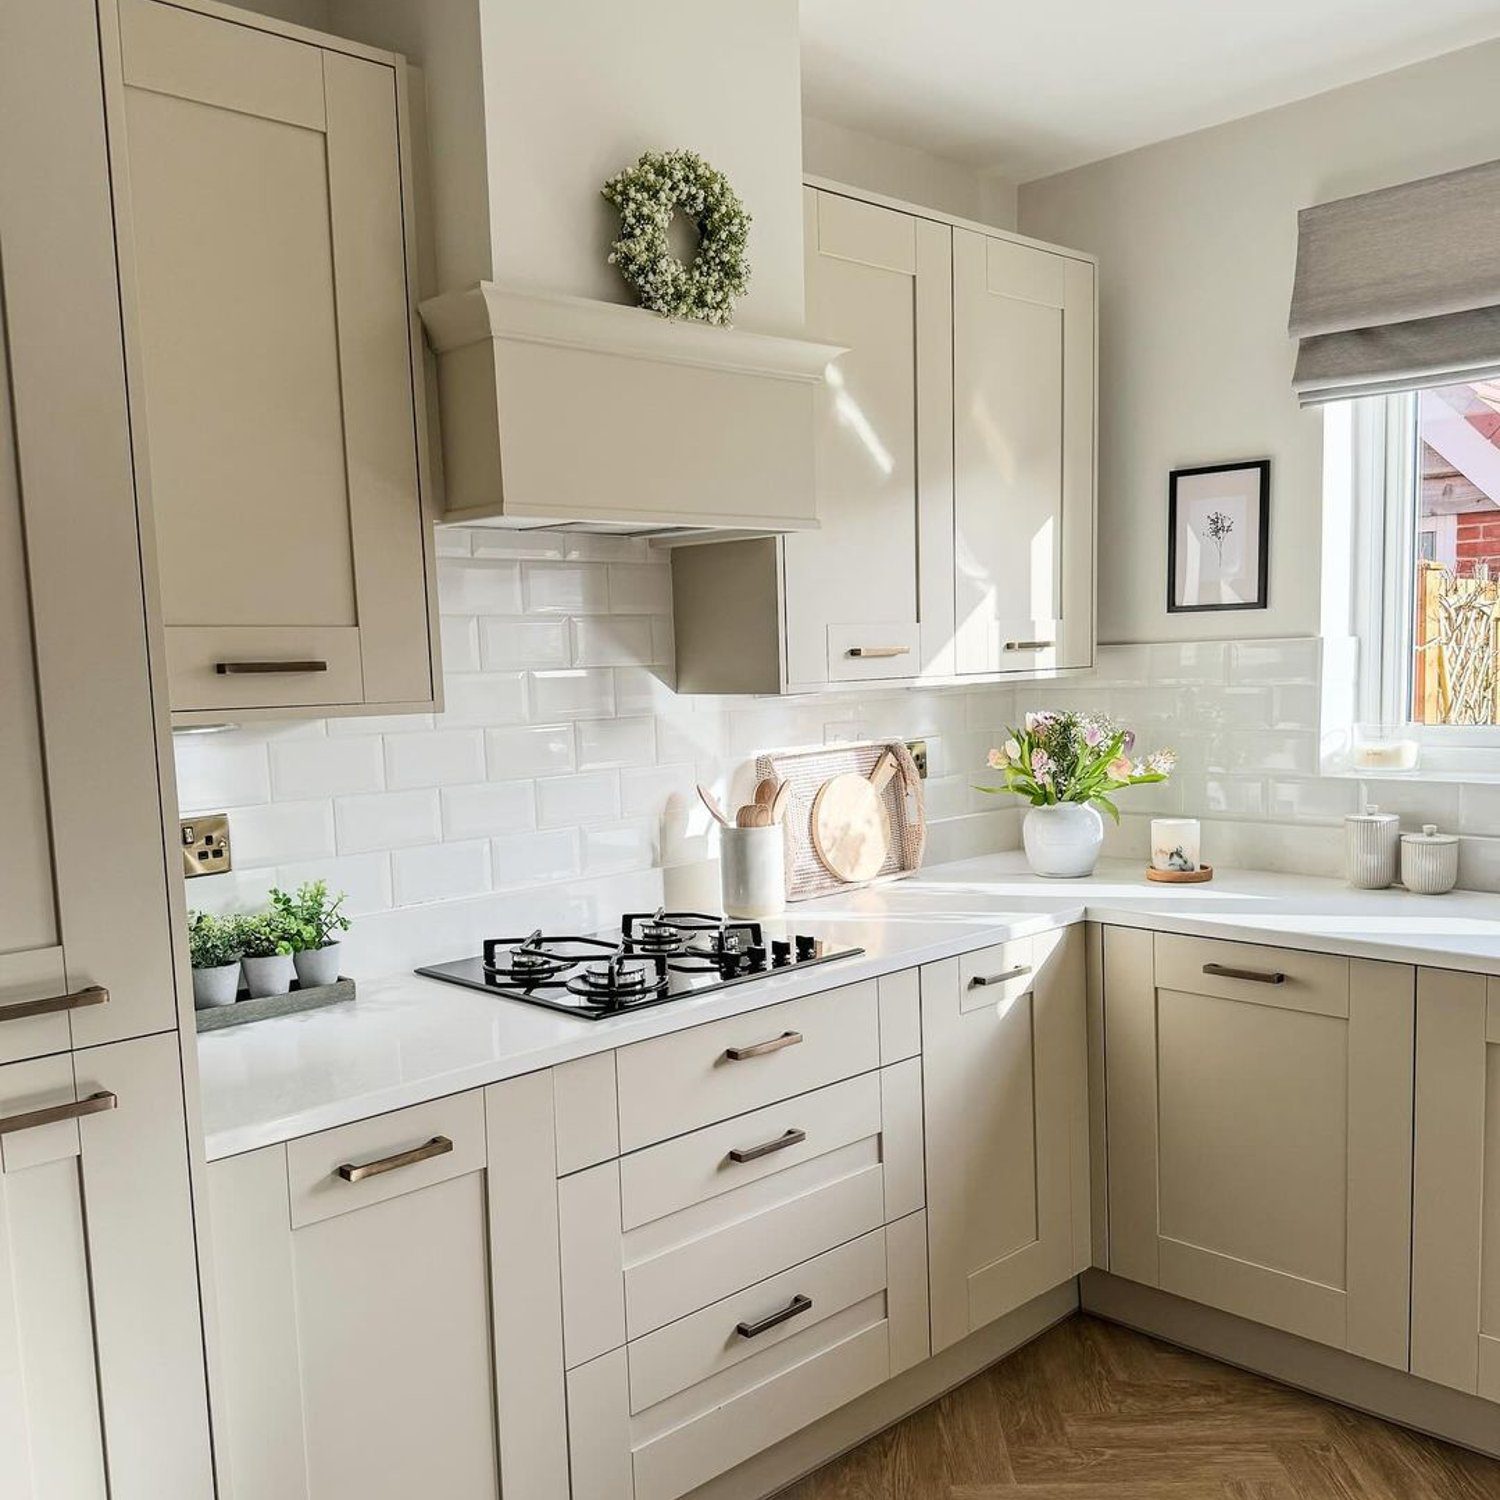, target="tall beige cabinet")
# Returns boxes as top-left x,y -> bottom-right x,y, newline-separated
0,1 -> 213,1496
